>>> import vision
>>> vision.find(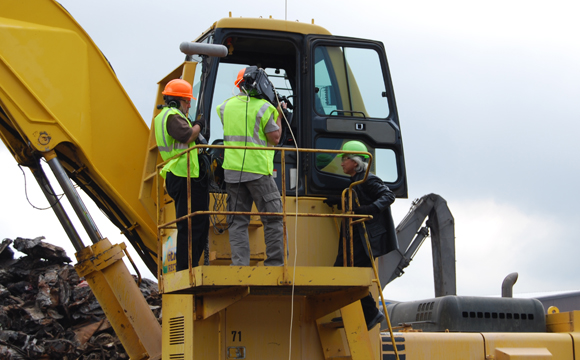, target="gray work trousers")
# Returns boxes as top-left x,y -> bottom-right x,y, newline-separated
226,175 -> 284,266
